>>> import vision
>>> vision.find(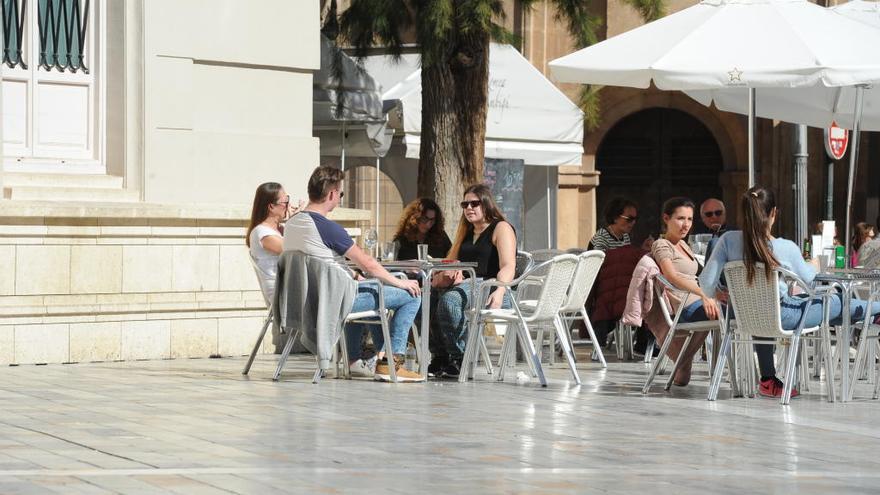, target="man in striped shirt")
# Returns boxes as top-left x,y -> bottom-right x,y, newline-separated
588,198 -> 638,252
